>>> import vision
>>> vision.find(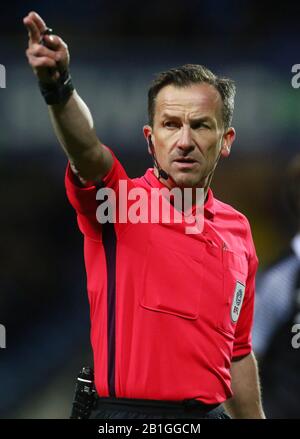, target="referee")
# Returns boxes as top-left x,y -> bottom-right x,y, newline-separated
24,11 -> 265,419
